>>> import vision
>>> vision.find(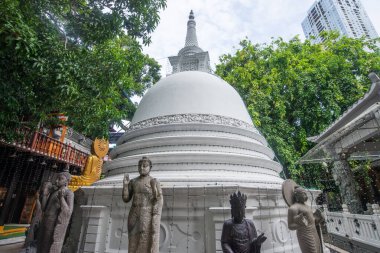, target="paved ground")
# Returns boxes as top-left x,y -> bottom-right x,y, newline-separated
0,236 -> 25,253
325,242 -> 350,253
